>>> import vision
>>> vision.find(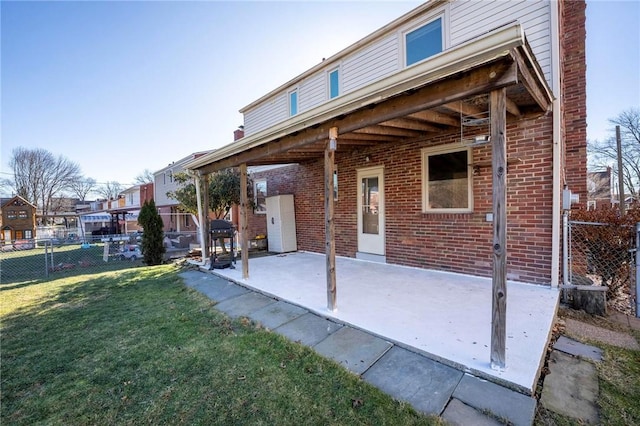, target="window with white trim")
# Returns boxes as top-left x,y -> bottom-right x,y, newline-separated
254,179 -> 267,214
328,68 -> 339,99
405,15 -> 443,67
289,90 -> 298,116
422,145 -> 473,212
